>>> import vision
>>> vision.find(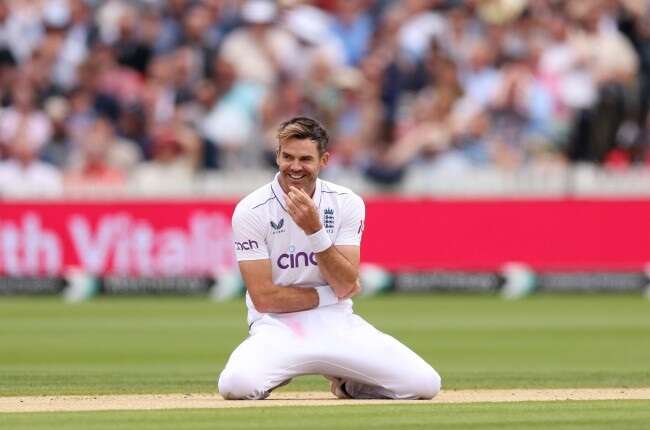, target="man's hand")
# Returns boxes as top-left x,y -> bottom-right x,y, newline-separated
285,186 -> 322,234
